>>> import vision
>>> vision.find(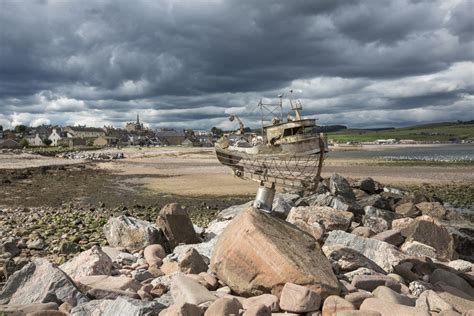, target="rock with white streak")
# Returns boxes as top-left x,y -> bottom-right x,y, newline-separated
401,241 -> 437,258
0,258 -> 88,307
103,215 -> 163,252
60,246 -> 113,280
102,296 -> 165,316
324,230 -> 407,273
